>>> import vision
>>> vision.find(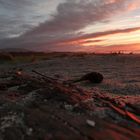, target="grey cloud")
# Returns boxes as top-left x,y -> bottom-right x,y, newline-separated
25,0 -> 123,35
0,0 -> 32,9
0,0 -> 34,39
26,0 -> 137,36
0,0 -> 59,39
0,16 -> 33,38
19,0 -> 140,50
0,0 -> 140,51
